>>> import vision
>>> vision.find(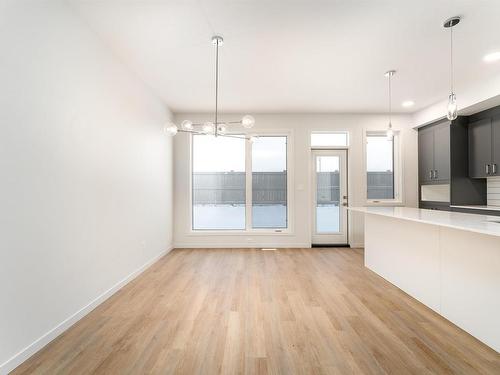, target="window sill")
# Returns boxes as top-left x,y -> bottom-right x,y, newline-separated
365,200 -> 405,207
187,229 -> 294,236
311,145 -> 350,150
